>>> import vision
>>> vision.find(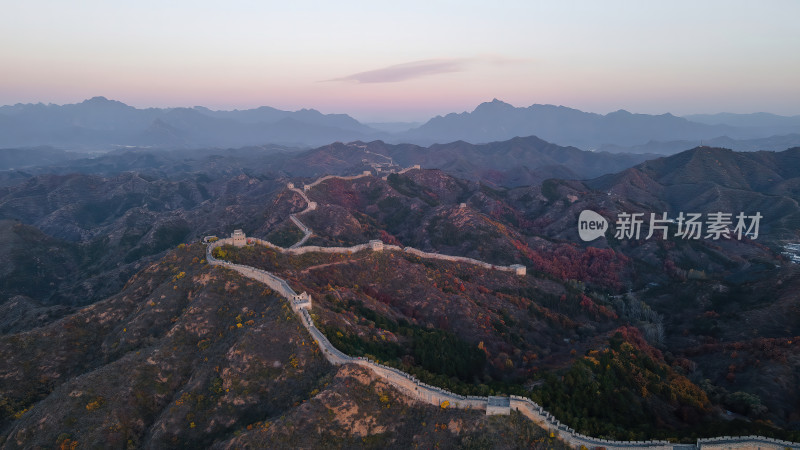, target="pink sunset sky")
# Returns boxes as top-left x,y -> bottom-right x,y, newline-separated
2,0 -> 799,122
